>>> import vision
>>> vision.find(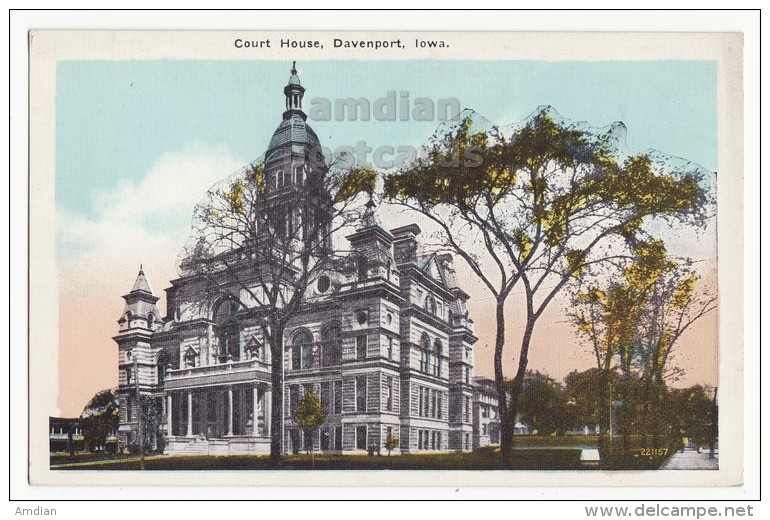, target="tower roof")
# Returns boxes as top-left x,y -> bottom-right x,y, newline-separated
266,63 -> 320,162
130,266 -> 154,295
